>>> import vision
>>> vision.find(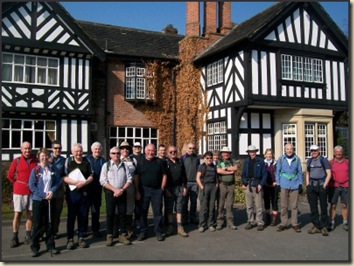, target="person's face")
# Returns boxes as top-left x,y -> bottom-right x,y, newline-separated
21,142 -> 32,158
145,145 -> 155,160
133,146 -> 142,154
158,147 -> 166,158
333,149 -> 343,161
285,145 -> 294,157
204,155 -> 213,165
52,144 -> 62,157
248,150 -> 257,159
72,145 -> 83,160
311,149 -> 320,158
92,145 -> 102,158
265,151 -> 272,160
120,147 -> 130,158
220,152 -> 229,160
187,145 -> 195,155
168,147 -> 177,159
38,152 -> 49,165
110,149 -> 121,162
